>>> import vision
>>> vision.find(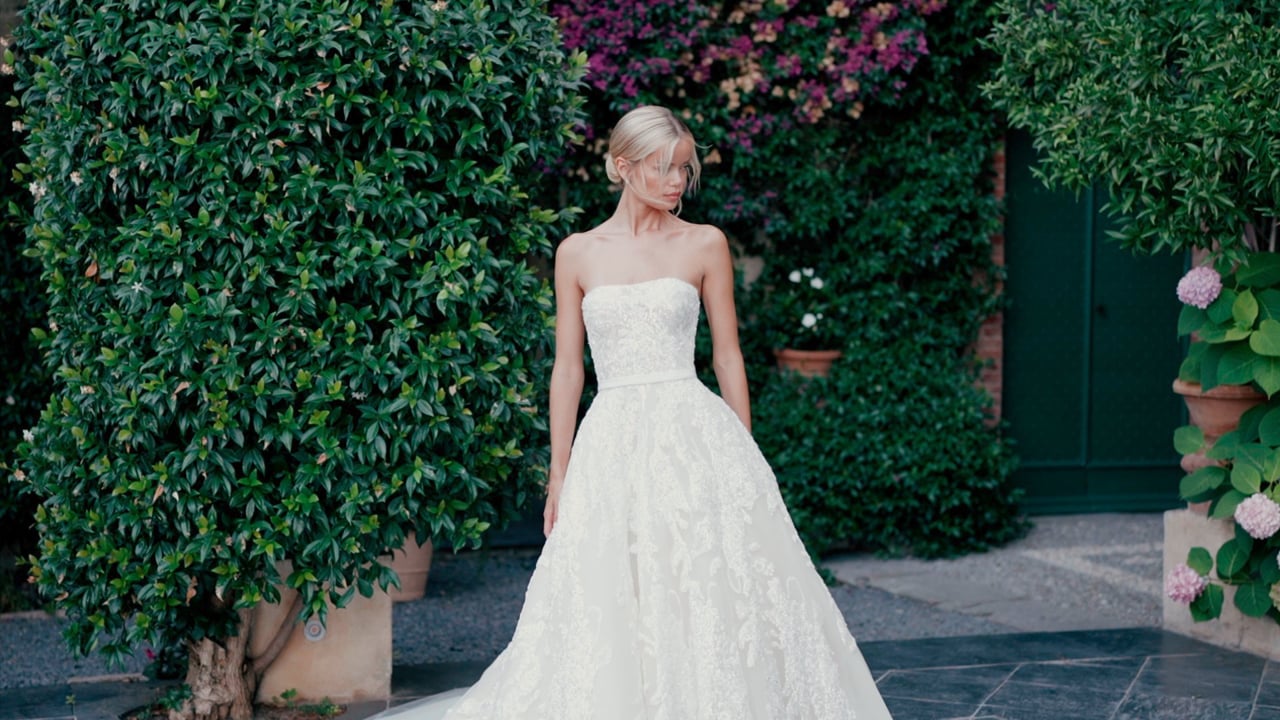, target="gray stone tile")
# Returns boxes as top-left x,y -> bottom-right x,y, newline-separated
878,664 -> 1017,706
1111,693 -> 1253,720
0,683 -> 77,720
1250,706 -> 1280,720
1134,653 -> 1264,702
880,696 -> 983,720
982,677 -> 1125,719
1007,656 -> 1144,694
